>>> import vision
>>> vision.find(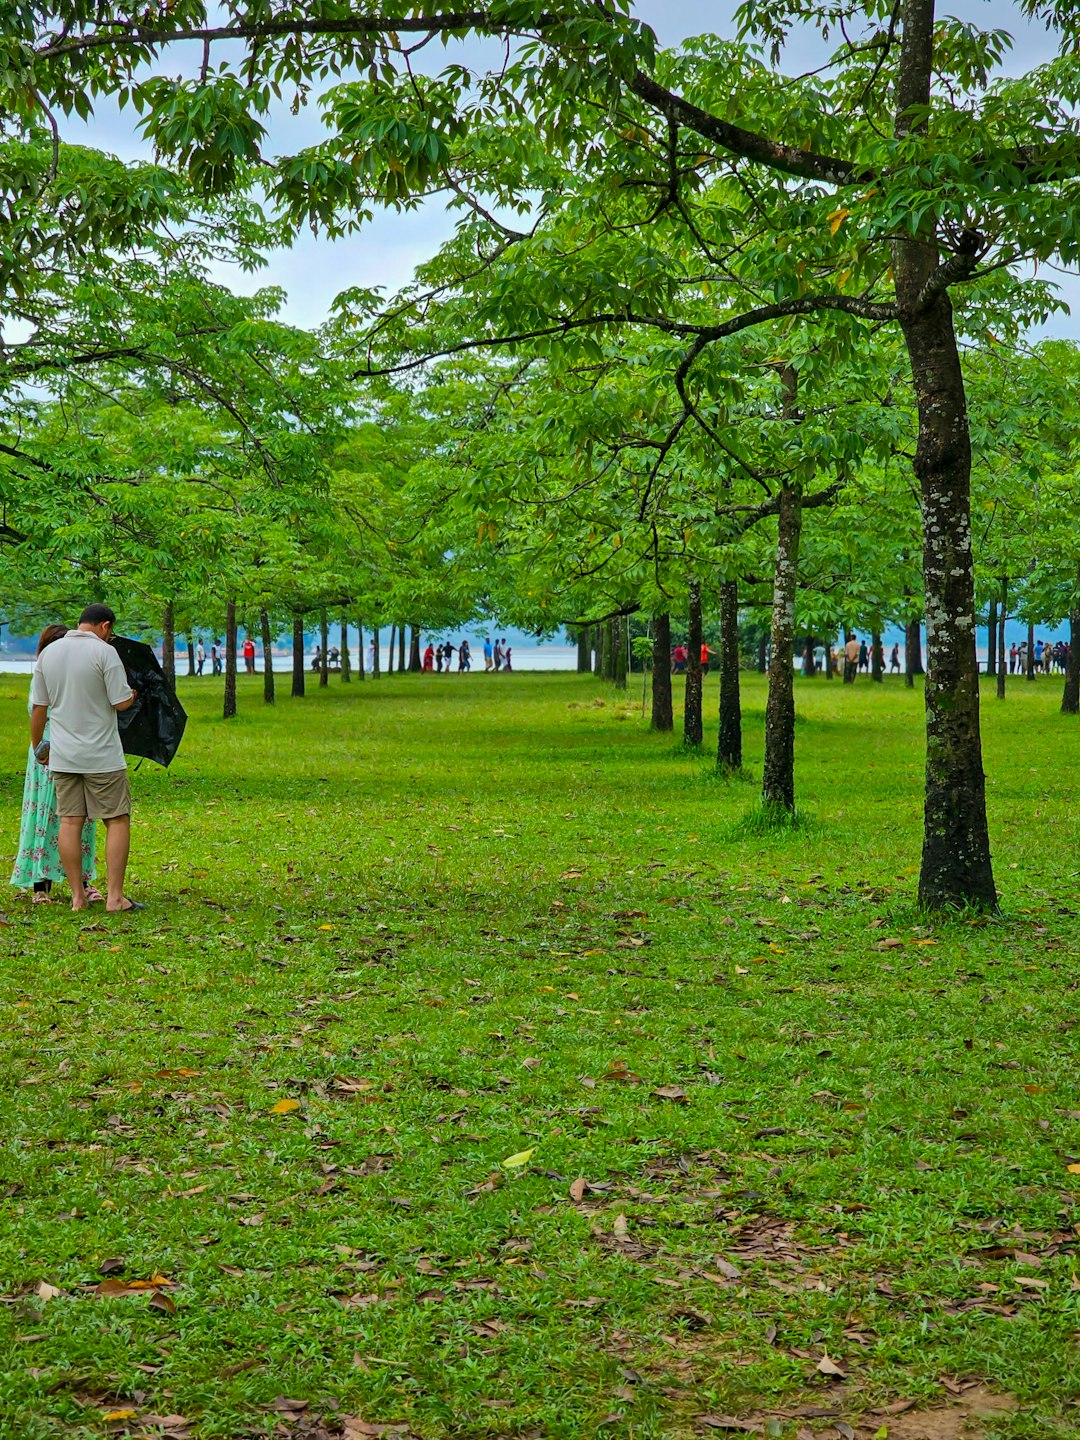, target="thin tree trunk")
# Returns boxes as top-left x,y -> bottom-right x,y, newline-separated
871,630 -> 884,682
1026,620 -> 1035,680
341,617 -> 351,682
717,579 -> 742,771
824,633 -> 835,680
291,612 -> 305,697
409,626 -> 422,672
986,595 -> 997,677
604,619 -> 616,681
399,625 -> 407,671
319,610 -> 329,687
161,601 -> 175,689
387,624 -> 396,674
261,607 -> 275,705
894,0 -> 994,909
905,617 -> 924,679
757,633 -> 767,673
684,580 -> 703,747
576,628 -> 591,672
762,484 -> 802,813
594,623 -> 605,677
373,624 -> 381,679
223,600 -> 238,719
613,615 -> 628,691
1062,569 -> 1080,714
186,634 -> 195,677
651,612 -> 673,731
357,621 -> 365,681
996,579 -> 1006,701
